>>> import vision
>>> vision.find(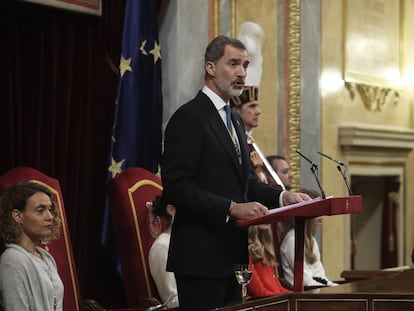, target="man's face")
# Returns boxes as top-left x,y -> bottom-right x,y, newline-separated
207,45 -> 249,101
233,101 -> 261,132
272,158 -> 293,190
